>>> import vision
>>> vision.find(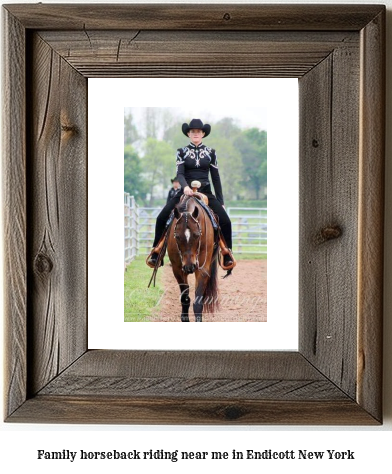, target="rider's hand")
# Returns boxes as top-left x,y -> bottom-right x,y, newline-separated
184,186 -> 194,196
